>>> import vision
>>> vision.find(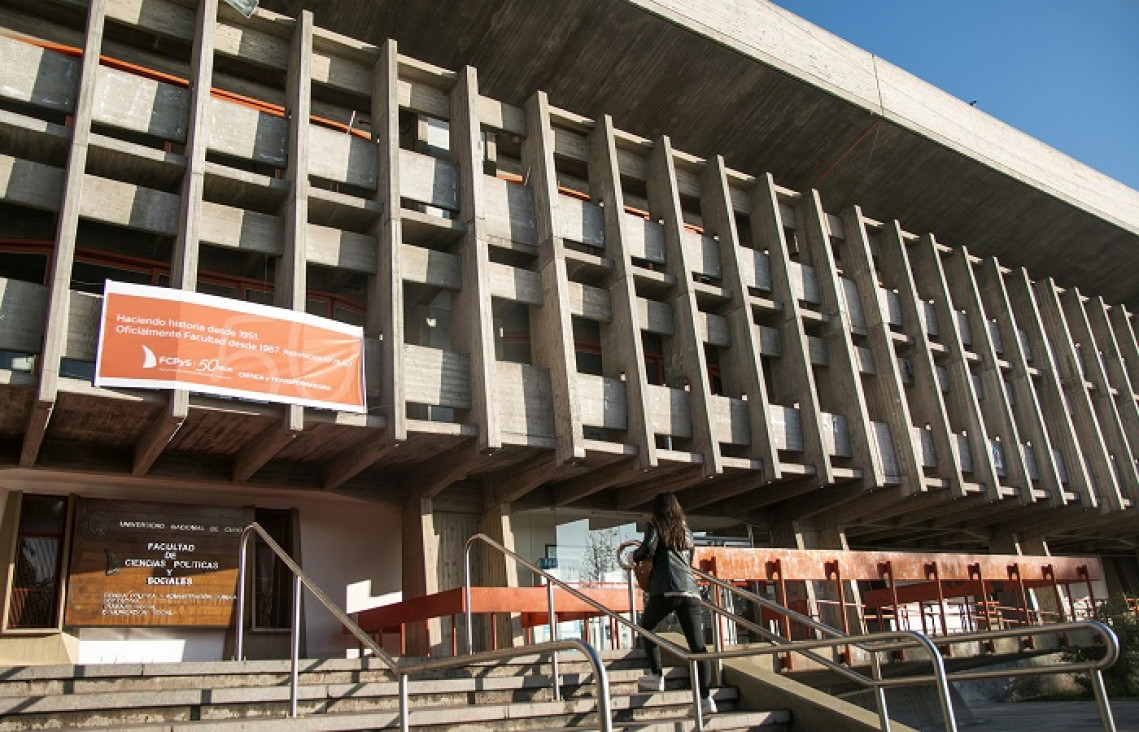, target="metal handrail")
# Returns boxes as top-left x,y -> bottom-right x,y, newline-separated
621,541 -> 1119,731
233,523 -> 614,731
462,535 -> 697,701
466,533 -> 962,731
615,539 -> 951,729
